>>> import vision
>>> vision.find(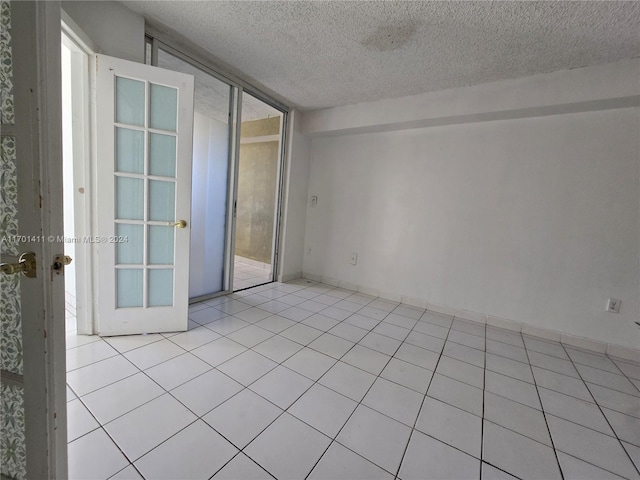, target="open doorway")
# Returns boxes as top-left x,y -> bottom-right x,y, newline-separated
61,37 -> 77,326
61,28 -> 92,335
233,93 -> 284,291
151,41 -> 287,294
